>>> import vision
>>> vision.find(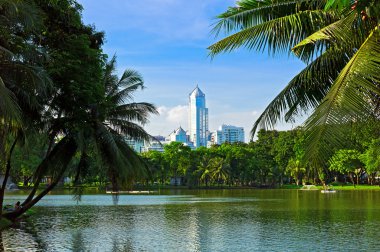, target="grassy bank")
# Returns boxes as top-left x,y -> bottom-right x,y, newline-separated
281,184 -> 380,190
